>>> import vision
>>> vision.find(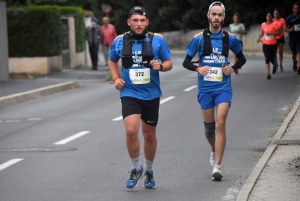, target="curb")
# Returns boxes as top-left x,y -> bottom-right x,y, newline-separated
0,82 -> 77,110
236,94 -> 300,201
